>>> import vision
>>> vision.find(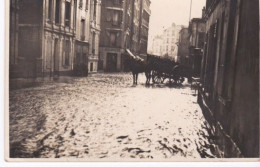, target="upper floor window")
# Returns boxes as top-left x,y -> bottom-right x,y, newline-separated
48,0 -> 52,20
110,32 -> 117,47
79,0 -> 83,9
112,10 -> 121,26
55,0 -> 60,24
65,1 -> 71,27
85,0 -> 89,10
93,0 -> 97,18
